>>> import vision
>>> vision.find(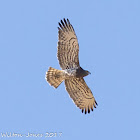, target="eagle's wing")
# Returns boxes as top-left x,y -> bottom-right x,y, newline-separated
65,77 -> 97,114
57,18 -> 80,70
